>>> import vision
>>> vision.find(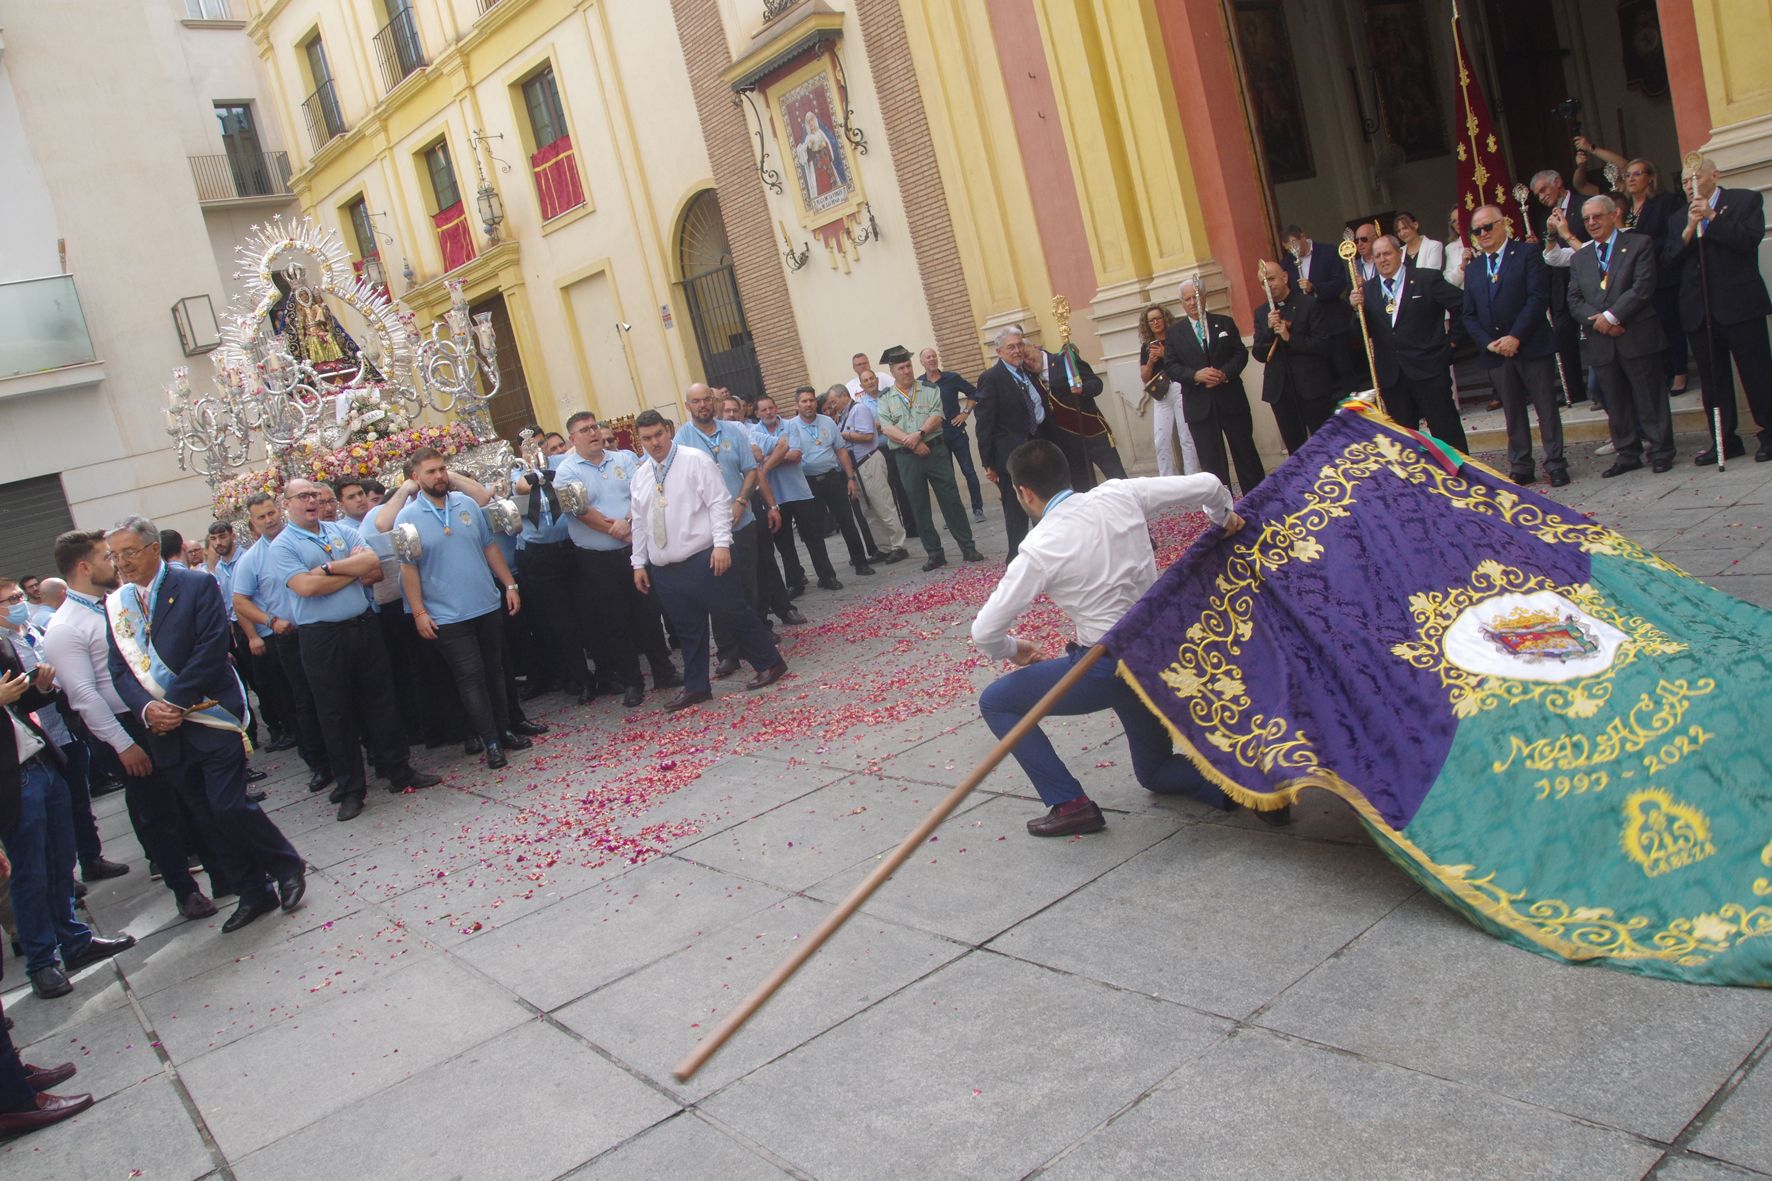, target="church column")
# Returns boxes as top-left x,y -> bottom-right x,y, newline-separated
1682,0 -> 1772,189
